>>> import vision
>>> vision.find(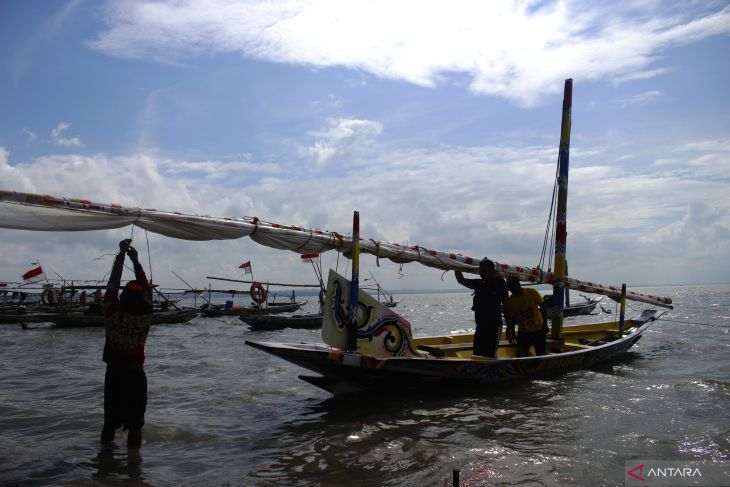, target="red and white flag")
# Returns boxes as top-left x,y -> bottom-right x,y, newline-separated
22,265 -> 46,283
300,253 -> 319,264
0,282 -> 8,287
238,261 -> 252,275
